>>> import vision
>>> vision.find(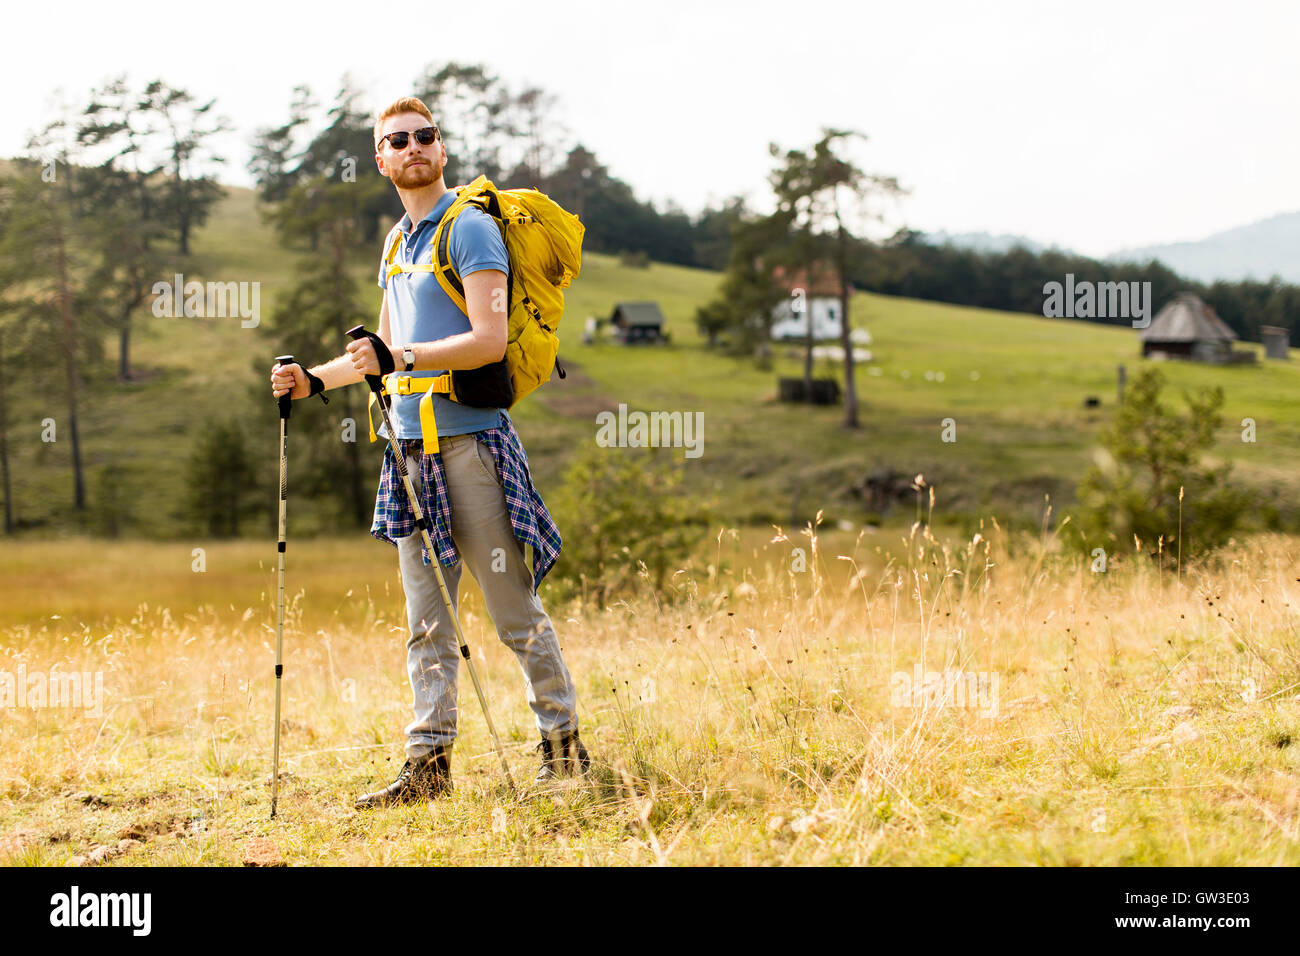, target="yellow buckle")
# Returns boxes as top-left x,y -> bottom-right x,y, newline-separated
367,374 -> 456,453
382,373 -> 454,398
